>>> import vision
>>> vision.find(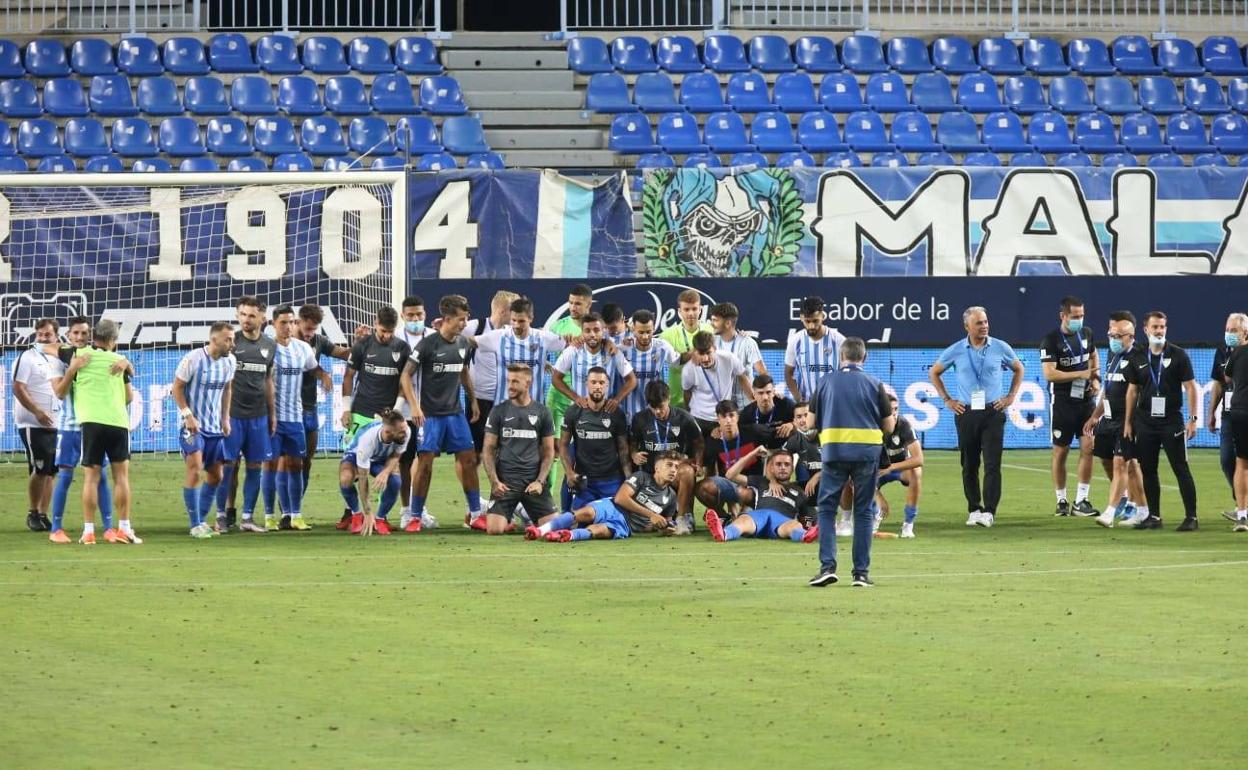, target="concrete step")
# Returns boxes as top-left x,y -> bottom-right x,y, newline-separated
502,149 -> 622,168
443,49 -> 568,70
440,32 -> 565,49
465,90 -> 585,109
477,109 -> 591,127
453,69 -> 573,92
484,128 -> 604,150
